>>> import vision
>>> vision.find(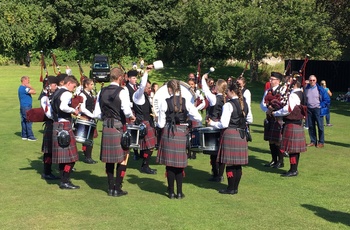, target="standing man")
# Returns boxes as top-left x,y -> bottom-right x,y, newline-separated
25,51 -> 31,67
260,72 -> 285,168
40,76 -> 60,180
273,79 -> 307,176
51,75 -> 80,189
125,70 -> 140,160
133,66 -> 158,174
94,68 -> 136,197
304,75 -> 330,148
18,76 -> 37,141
